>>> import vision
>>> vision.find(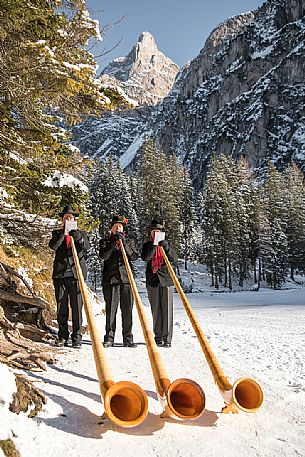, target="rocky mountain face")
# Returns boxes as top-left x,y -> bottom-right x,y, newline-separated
100,31 -> 180,106
72,32 -> 179,161
73,0 -> 305,184
72,107 -> 149,163
151,0 -> 305,186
